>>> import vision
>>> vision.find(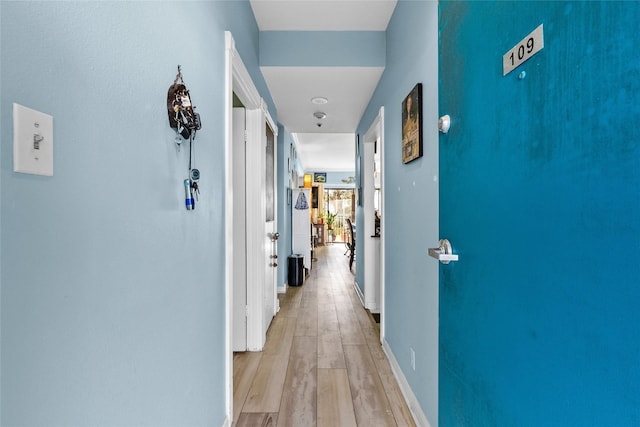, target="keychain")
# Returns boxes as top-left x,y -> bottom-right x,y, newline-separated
168,66 -> 204,211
